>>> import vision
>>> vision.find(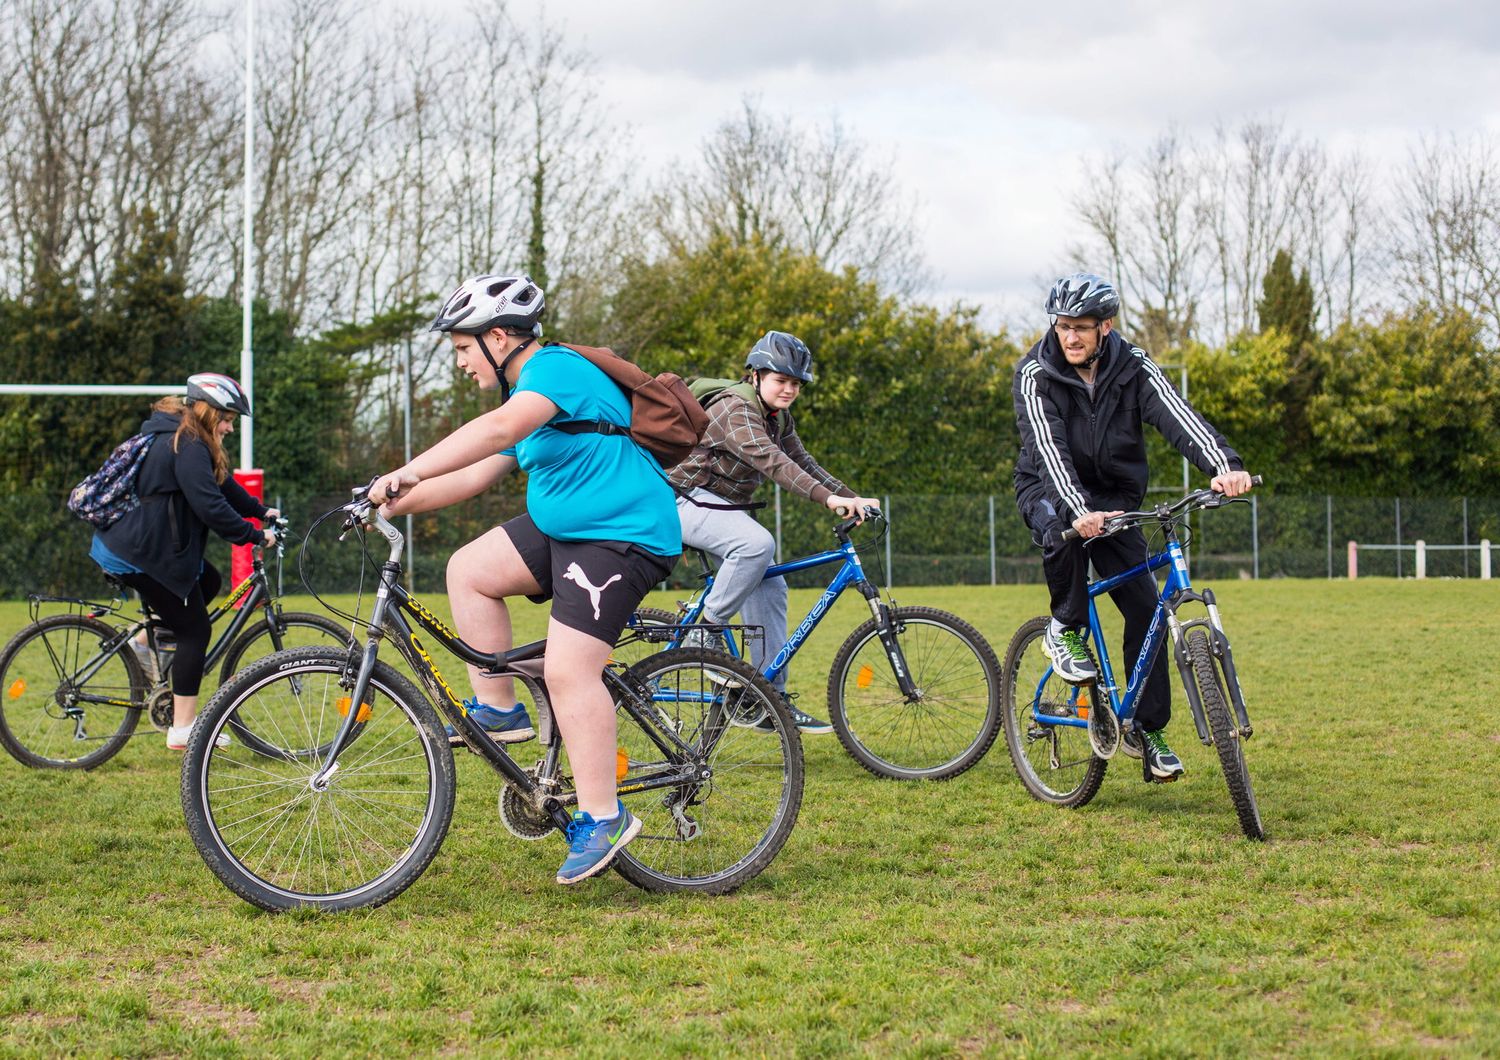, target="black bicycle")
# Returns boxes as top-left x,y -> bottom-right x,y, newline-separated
179,487 -> 805,911
0,519 -> 350,769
